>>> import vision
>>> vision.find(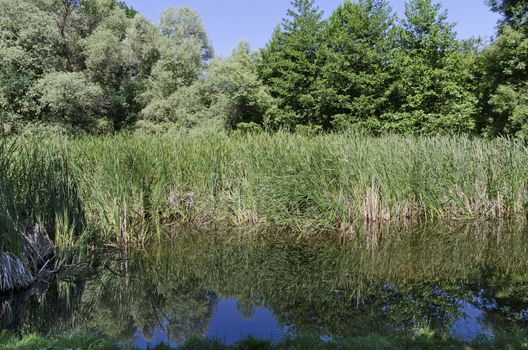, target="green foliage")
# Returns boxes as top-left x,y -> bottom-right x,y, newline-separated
0,0 -> 156,133
314,0 -> 396,131
258,0 -> 325,129
258,0 -> 482,134
382,0 -> 476,134
83,29 -> 127,88
140,83 -> 223,129
0,0 -> 526,137
143,38 -> 202,100
140,41 -> 275,131
488,83 -> 528,138
82,9 -> 155,129
206,42 -> 276,128
477,25 -> 528,138
30,72 -> 110,134
116,0 -> 137,18
235,122 -> 263,134
139,7 -> 216,129
0,0 -> 63,122
159,6 -> 213,61
487,0 -> 528,27
123,15 -> 160,76
294,124 -> 322,136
